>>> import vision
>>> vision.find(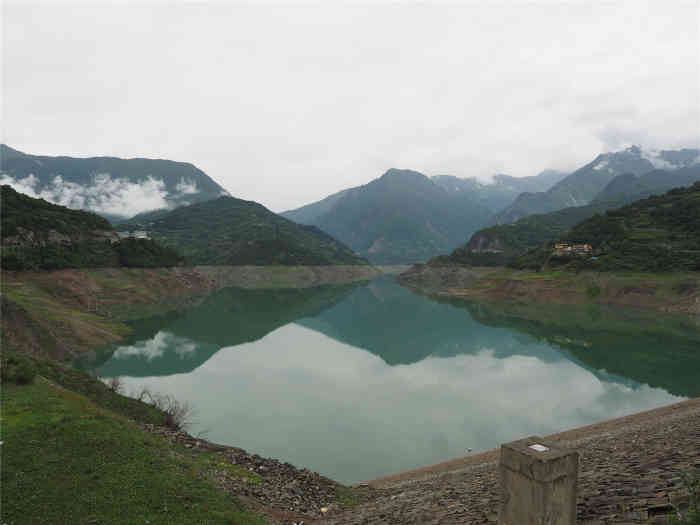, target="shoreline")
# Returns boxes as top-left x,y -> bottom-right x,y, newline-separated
396,265 -> 700,316
1,264 -> 383,360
